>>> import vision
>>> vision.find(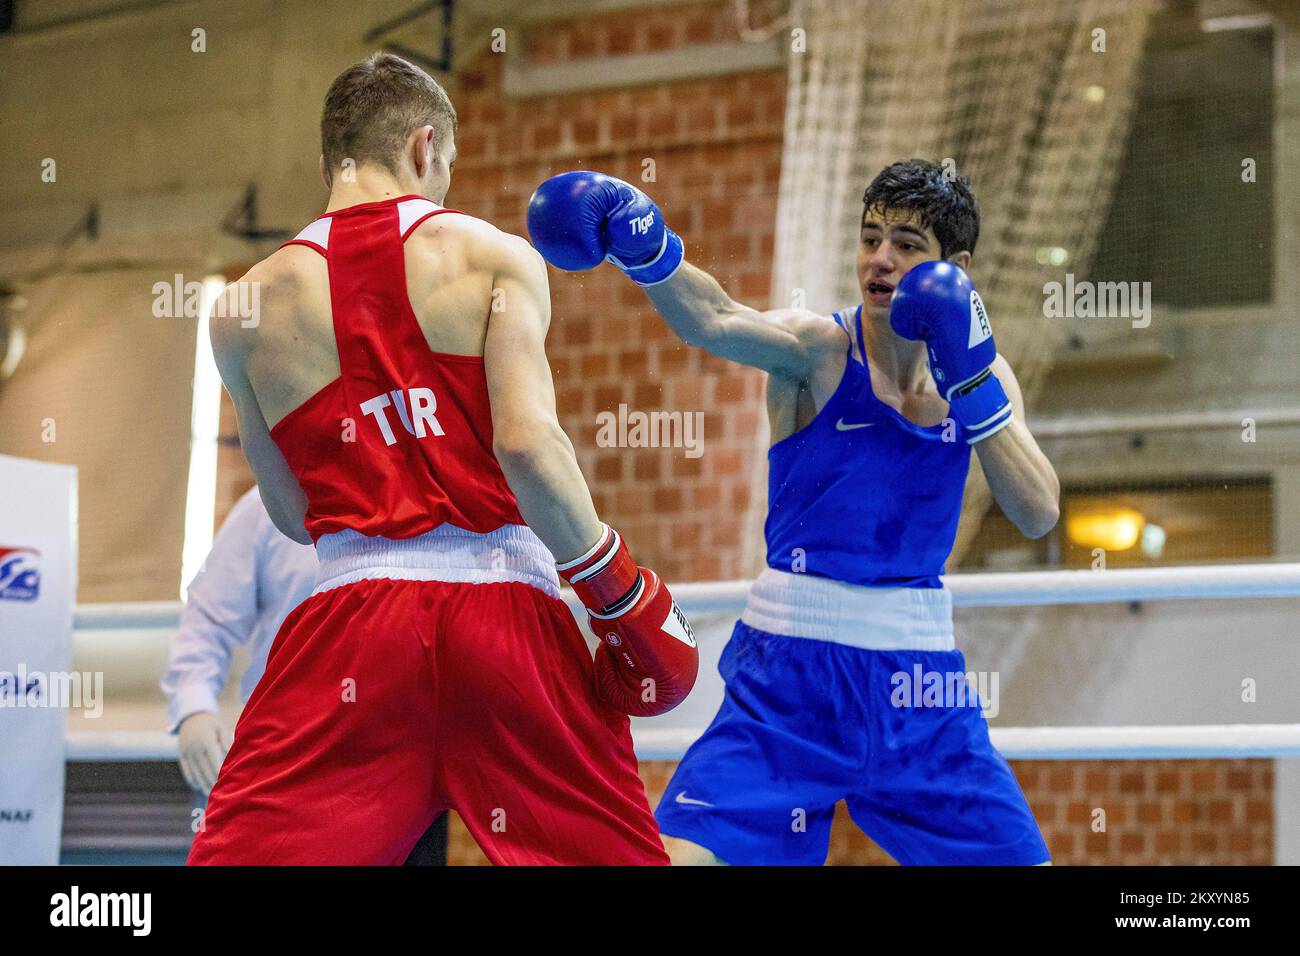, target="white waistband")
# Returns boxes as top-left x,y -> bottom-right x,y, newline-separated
740,568 -> 955,651
312,524 -> 560,598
